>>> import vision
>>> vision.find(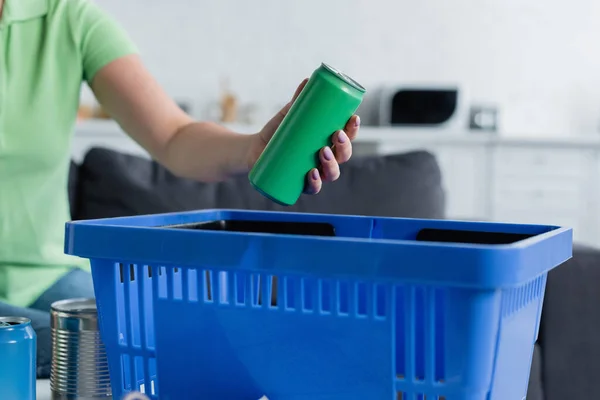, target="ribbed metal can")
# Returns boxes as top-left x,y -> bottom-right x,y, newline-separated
50,298 -> 112,399
0,317 -> 37,400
